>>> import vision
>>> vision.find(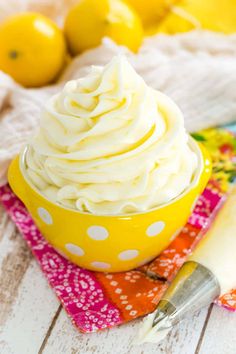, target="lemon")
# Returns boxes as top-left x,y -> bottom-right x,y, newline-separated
0,12 -> 66,87
64,0 -> 143,54
126,0 -> 178,28
154,0 -> 236,34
